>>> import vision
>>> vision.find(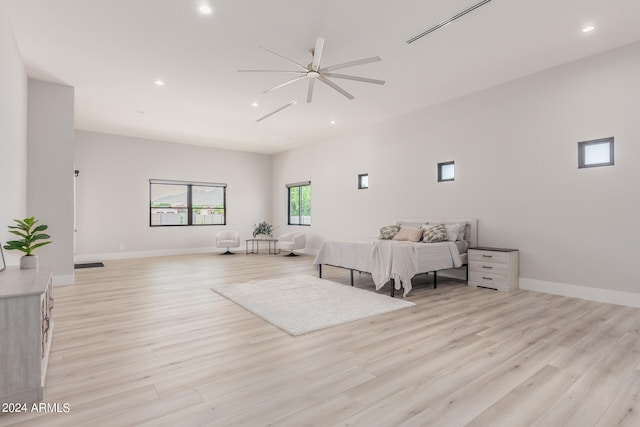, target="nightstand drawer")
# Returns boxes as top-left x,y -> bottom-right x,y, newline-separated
469,260 -> 507,275
469,250 -> 509,264
469,271 -> 507,287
